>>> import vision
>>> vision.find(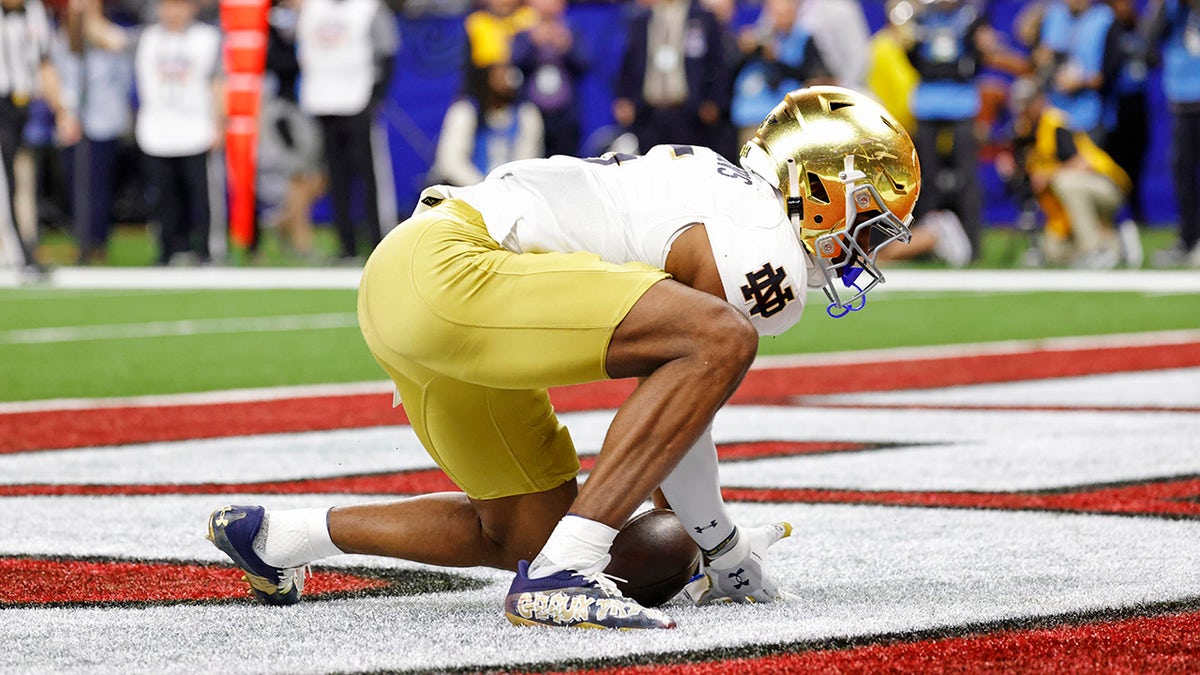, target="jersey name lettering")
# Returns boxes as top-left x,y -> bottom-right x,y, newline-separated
715,155 -> 753,185
741,263 -> 795,318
